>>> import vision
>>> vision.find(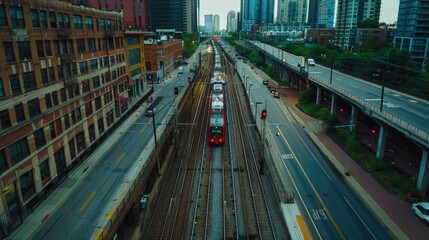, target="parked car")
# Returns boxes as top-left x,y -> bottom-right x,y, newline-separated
263,79 -> 269,85
269,86 -> 276,94
307,58 -> 315,66
412,202 -> 429,225
273,91 -> 280,98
